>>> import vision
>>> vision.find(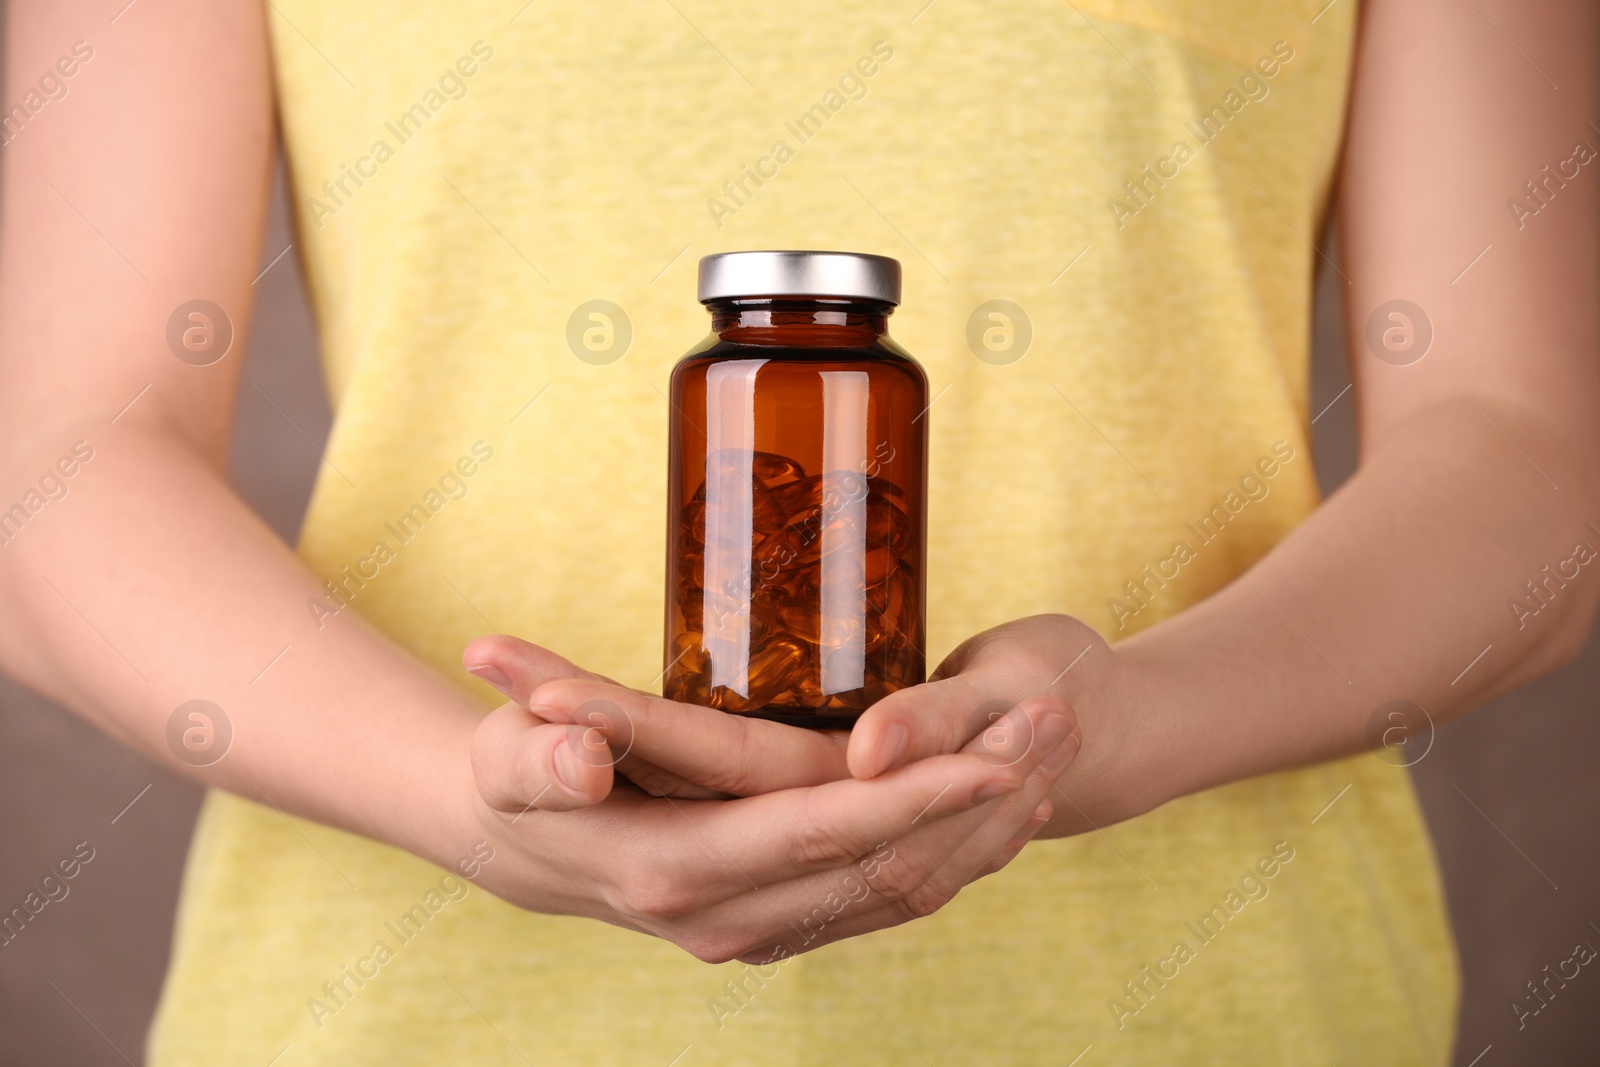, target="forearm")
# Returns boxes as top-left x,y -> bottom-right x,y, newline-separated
0,427 -> 482,867
0,1 -> 489,875
1109,402 -> 1599,809
1076,0 -> 1600,824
